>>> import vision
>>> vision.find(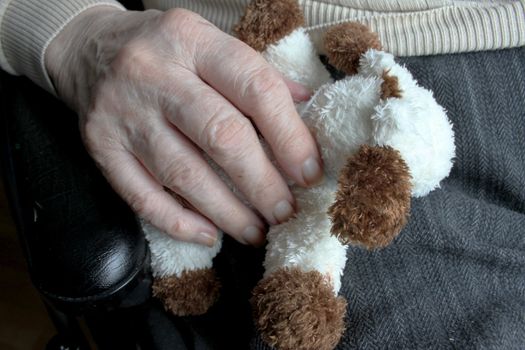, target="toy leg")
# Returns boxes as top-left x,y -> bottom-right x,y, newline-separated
251,185 -> 348,350
141,221 -> 222,316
